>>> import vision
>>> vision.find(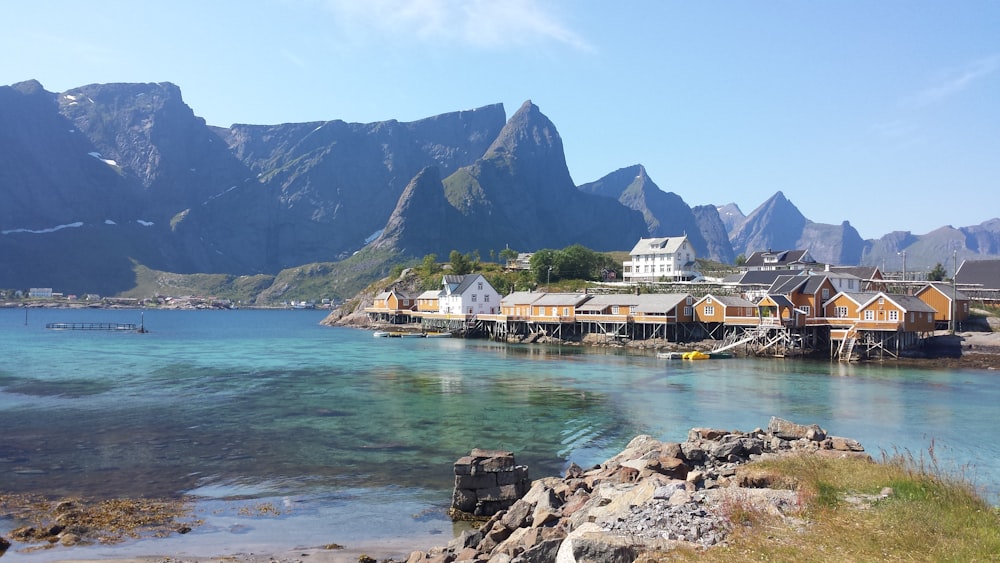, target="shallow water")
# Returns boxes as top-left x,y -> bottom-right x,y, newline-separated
1,308 -> 998,559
